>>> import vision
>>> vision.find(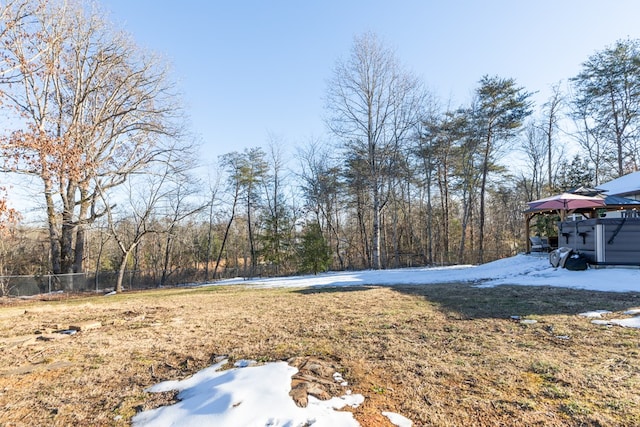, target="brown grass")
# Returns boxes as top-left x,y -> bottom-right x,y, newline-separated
1,283 -> 639,426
